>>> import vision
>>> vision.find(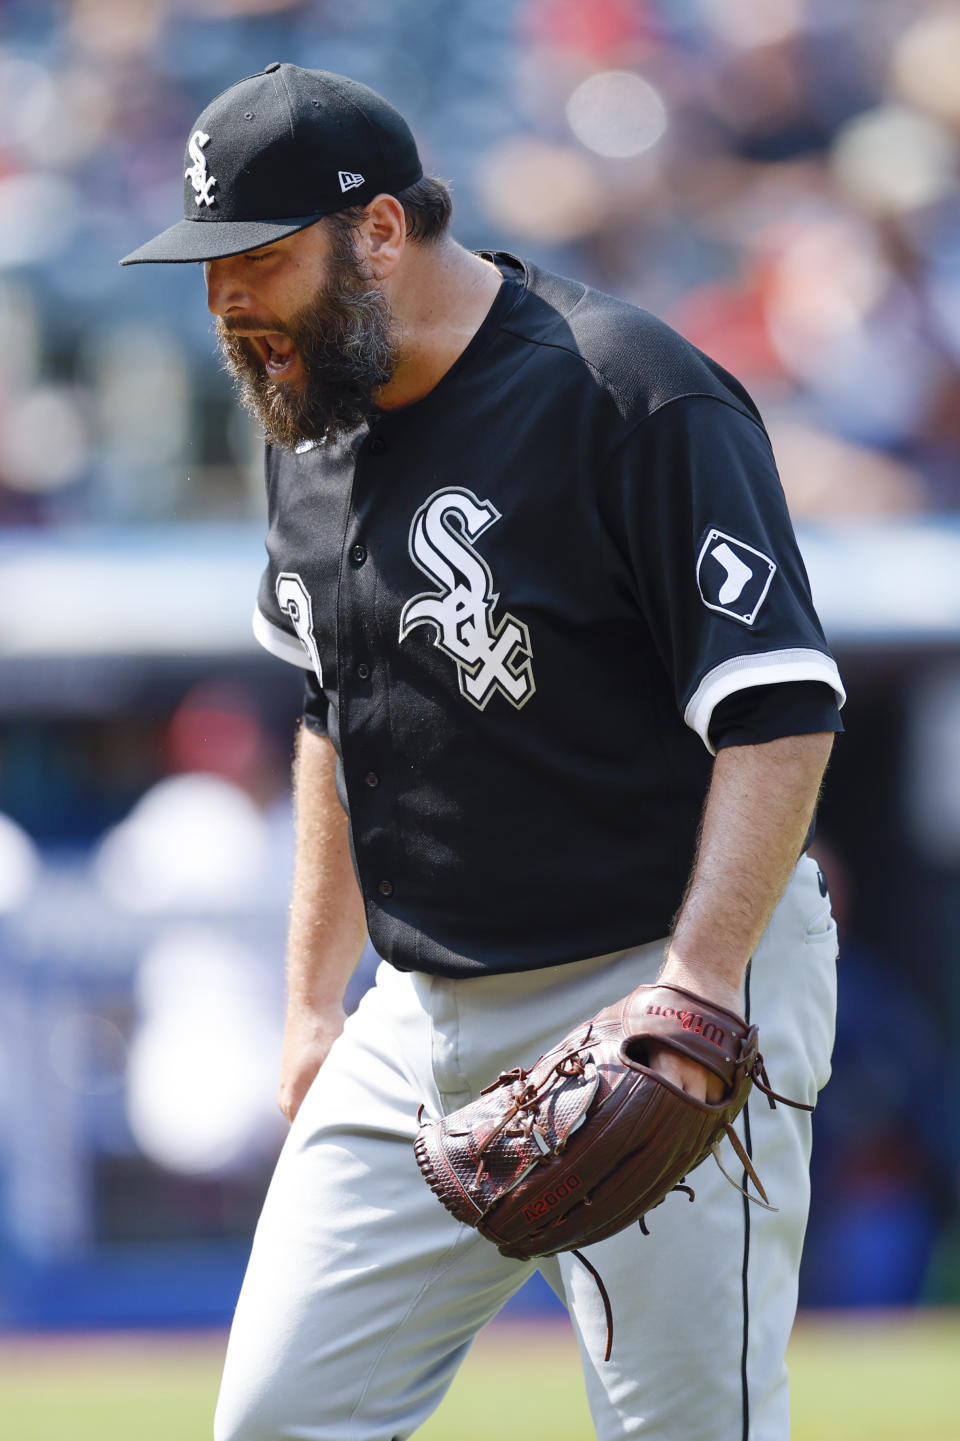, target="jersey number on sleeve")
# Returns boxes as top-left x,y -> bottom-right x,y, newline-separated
275,572 -> 323,684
